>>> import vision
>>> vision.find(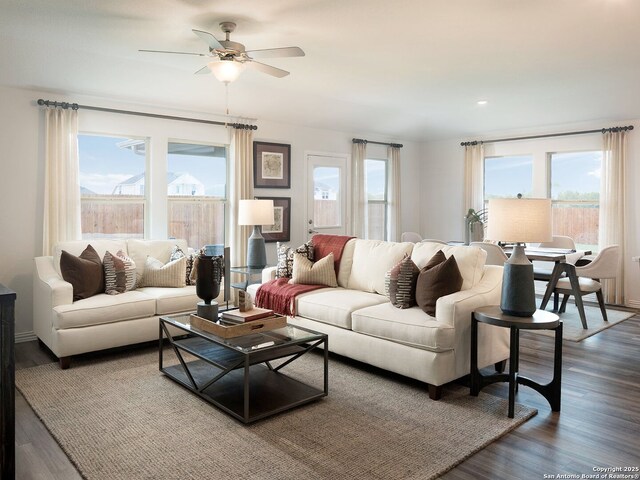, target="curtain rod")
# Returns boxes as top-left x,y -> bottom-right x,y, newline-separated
36,99 -> 258,130
460,125 -> 633,146
352,138 -> 403,148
